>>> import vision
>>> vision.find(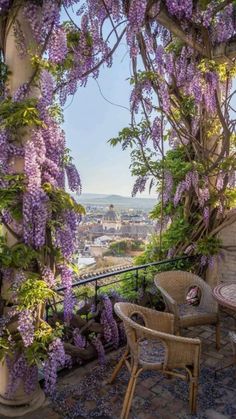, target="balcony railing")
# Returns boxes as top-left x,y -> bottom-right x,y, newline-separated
46,255 -> 197,317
